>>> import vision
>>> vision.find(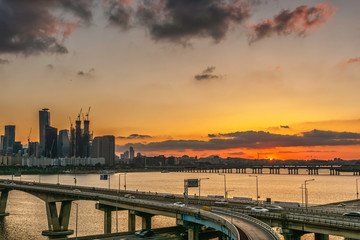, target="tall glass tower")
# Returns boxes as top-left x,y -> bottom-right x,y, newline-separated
39,108 -> 50,156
